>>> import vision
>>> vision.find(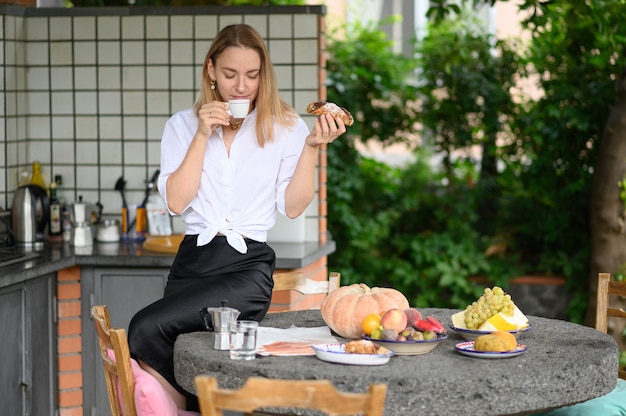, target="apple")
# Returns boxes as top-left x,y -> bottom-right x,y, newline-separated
403,308 -> 422,326
380,309 -> 408,332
